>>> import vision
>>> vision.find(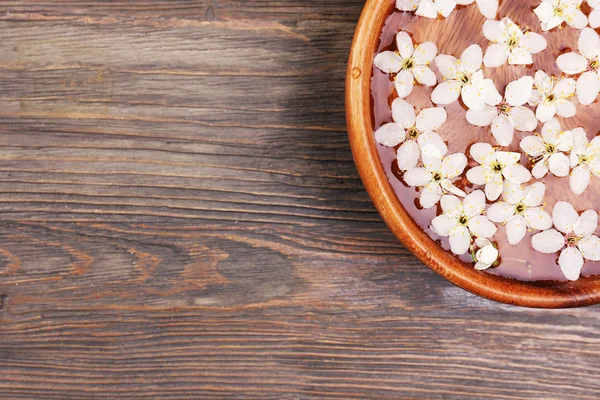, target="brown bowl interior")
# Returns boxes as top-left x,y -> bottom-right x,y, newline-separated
346,0 -> 600,308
